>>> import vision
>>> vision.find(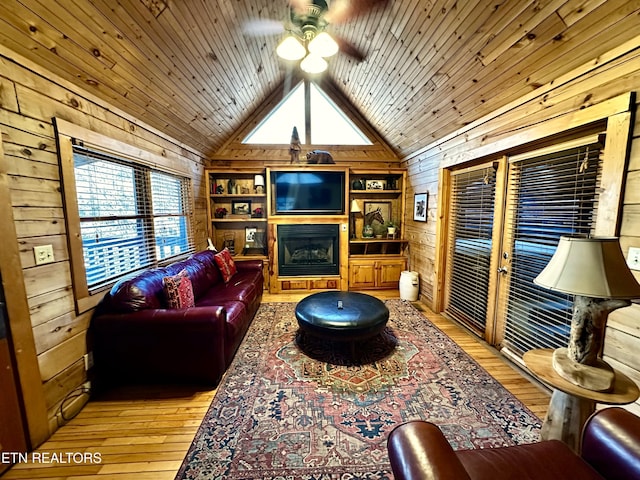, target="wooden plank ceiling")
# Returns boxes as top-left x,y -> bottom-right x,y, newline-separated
0,0 -> 638,159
